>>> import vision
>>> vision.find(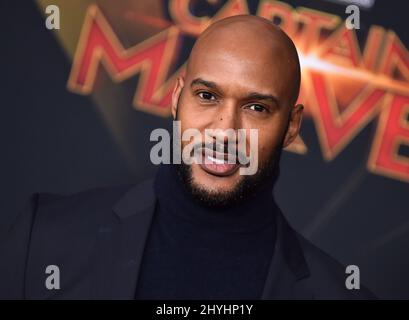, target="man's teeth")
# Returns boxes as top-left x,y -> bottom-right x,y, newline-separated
207,155 -> 226,164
